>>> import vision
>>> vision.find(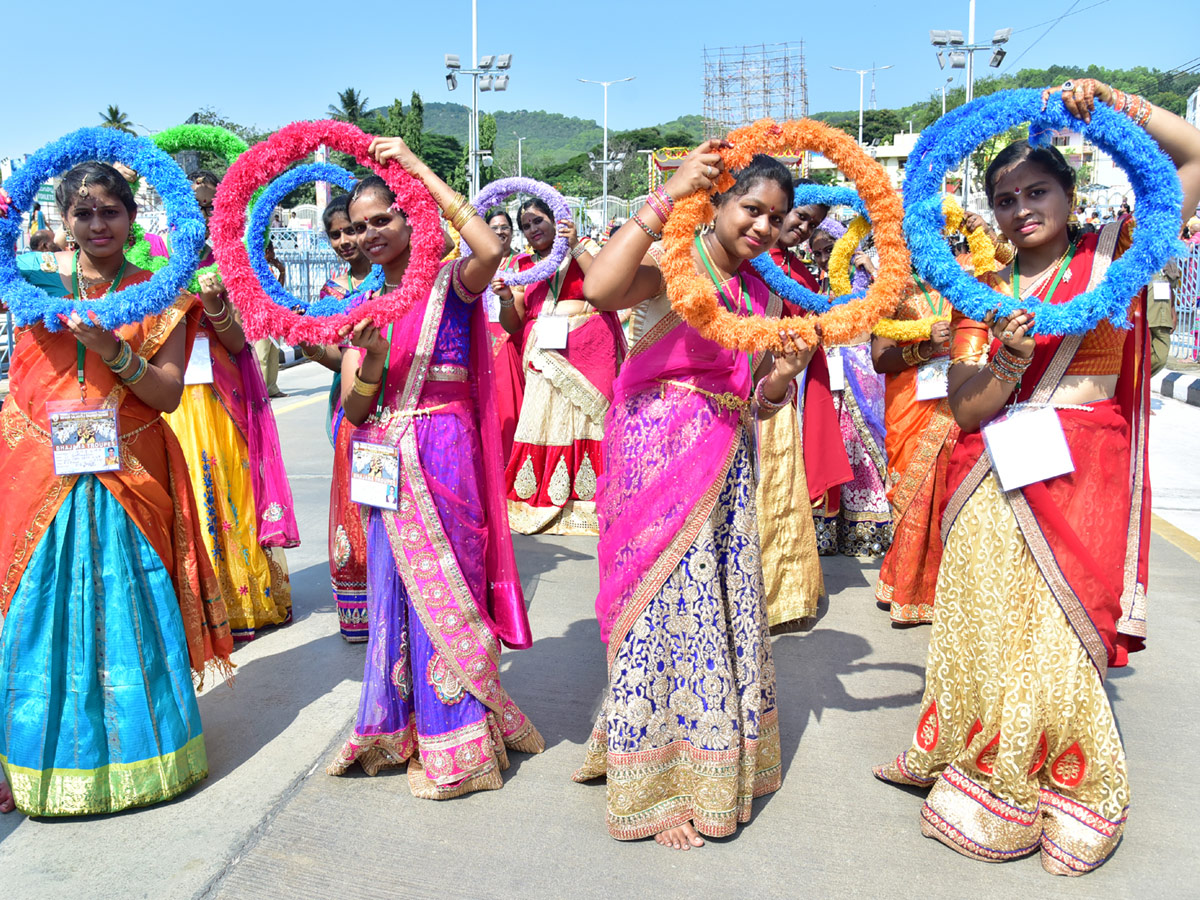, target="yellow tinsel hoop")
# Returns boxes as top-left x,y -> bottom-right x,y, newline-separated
941,195 -> 999,277
872,310 -> 951,342
442,222 -> 462,262
828,215 -> 872,297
